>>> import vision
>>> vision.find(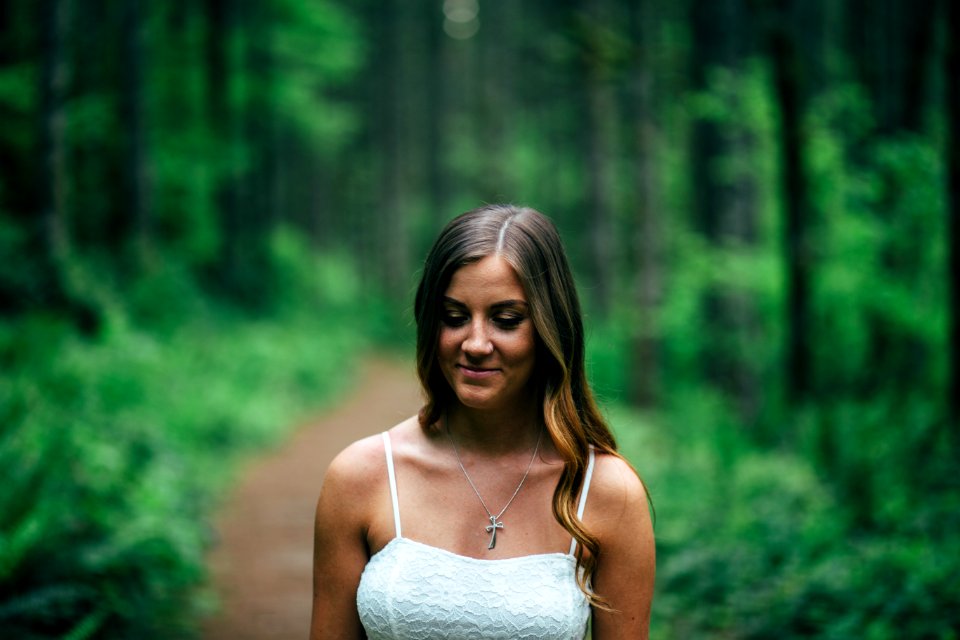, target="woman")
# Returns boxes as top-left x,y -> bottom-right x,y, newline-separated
310,205 -> 654,639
